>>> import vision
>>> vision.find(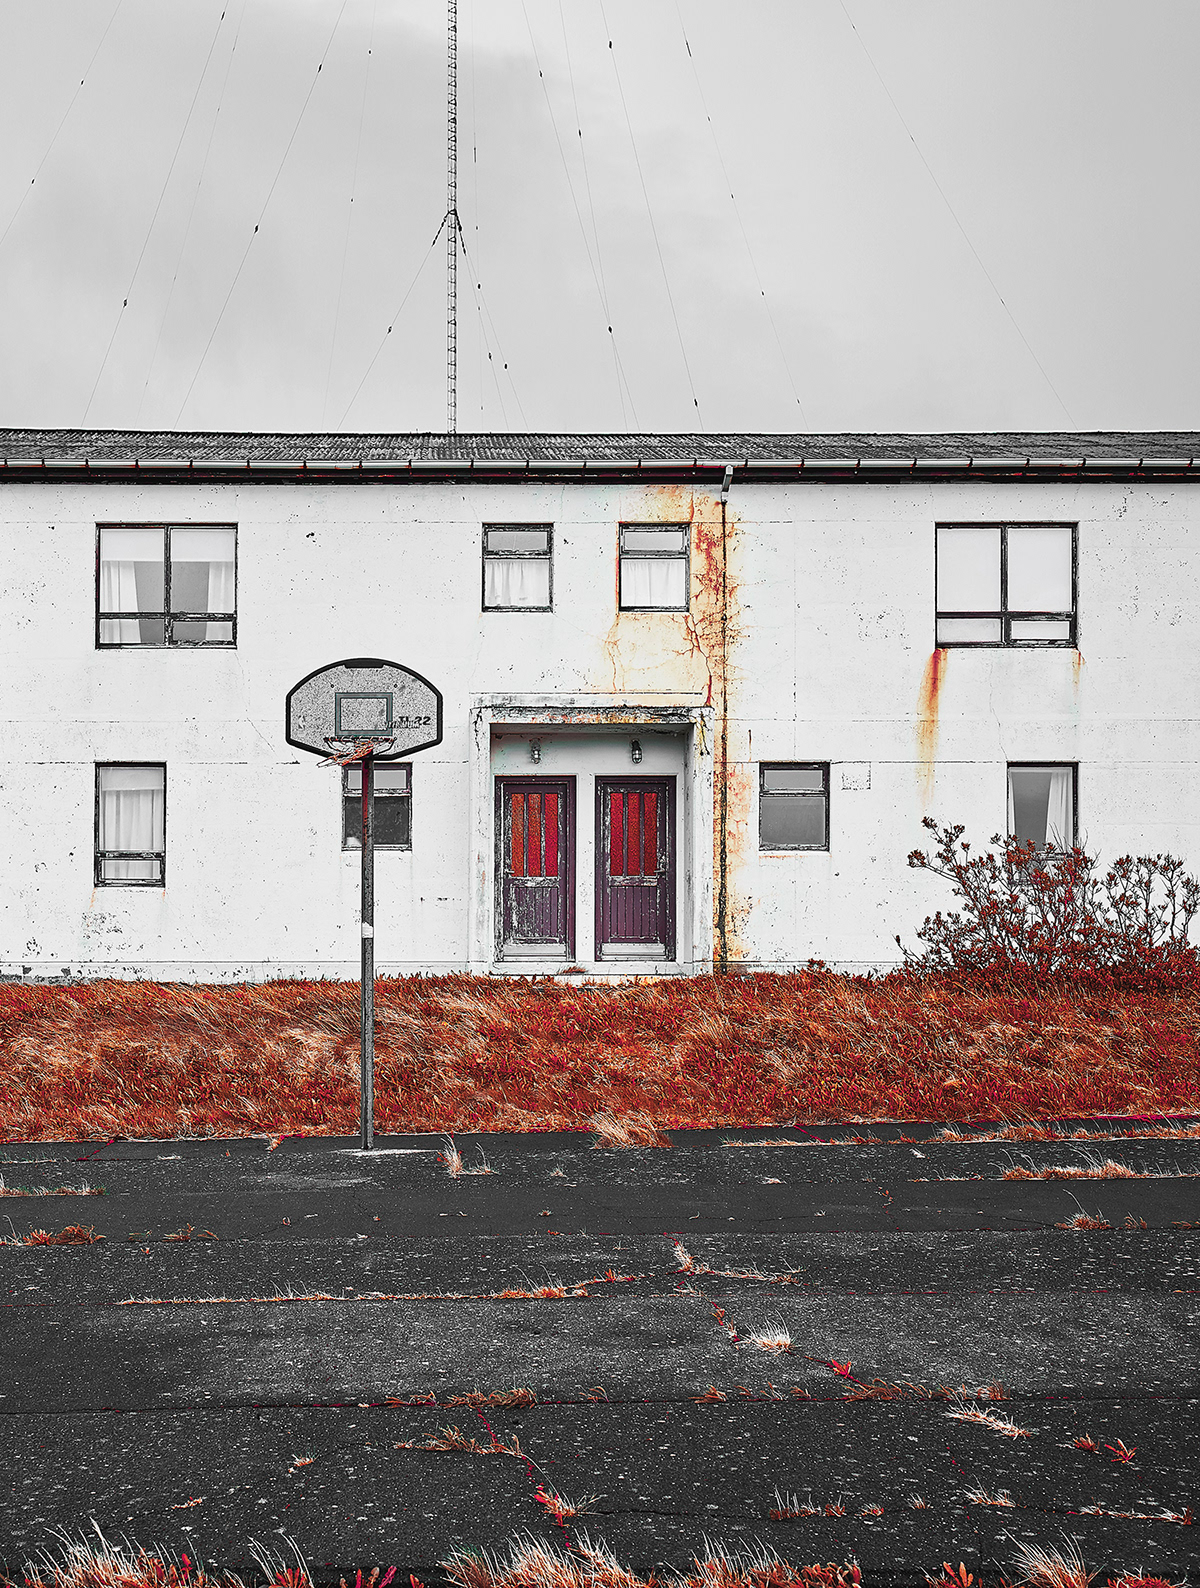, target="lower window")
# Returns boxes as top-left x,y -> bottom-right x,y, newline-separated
95,764 -> 166,885
1007,763 -> 1076,849
759,763 -> 829,850
342,764 -> 412,849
